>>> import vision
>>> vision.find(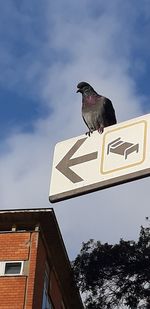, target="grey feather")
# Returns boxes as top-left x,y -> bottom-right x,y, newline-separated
77,81 -> 117,135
